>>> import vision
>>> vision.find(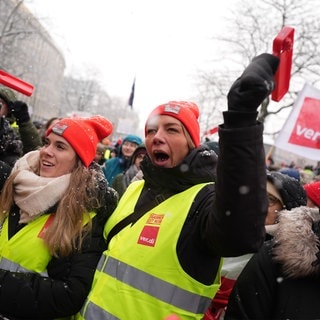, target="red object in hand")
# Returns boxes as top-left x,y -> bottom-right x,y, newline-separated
0,70 -> 34,96
271,26 -> 295,102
